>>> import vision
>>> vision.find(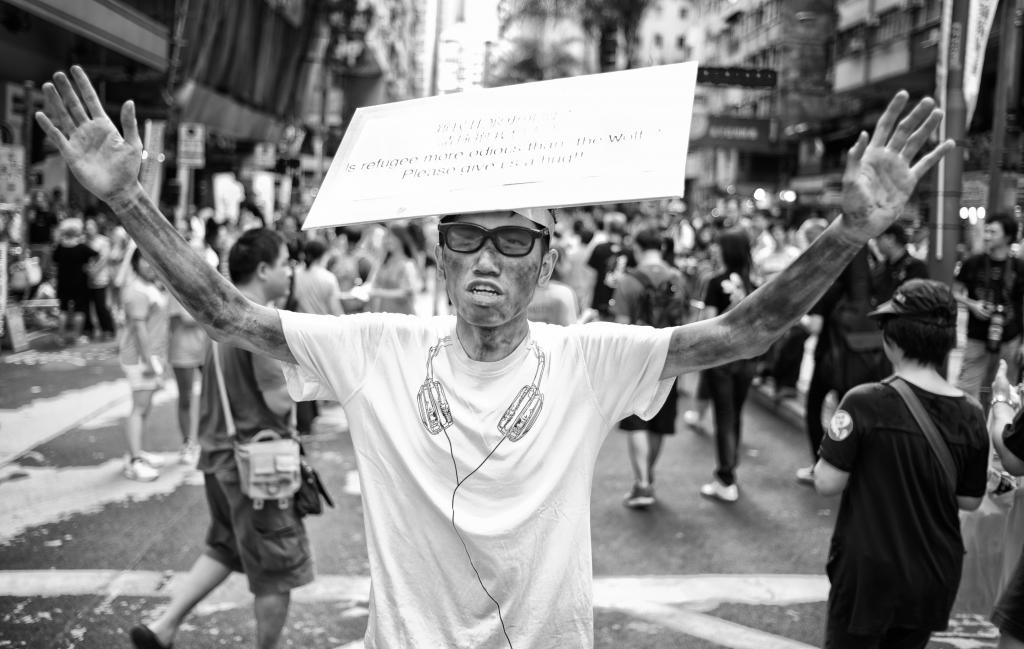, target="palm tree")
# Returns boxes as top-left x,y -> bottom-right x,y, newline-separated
501,0 -> 654,71
487,28 -> 586,86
